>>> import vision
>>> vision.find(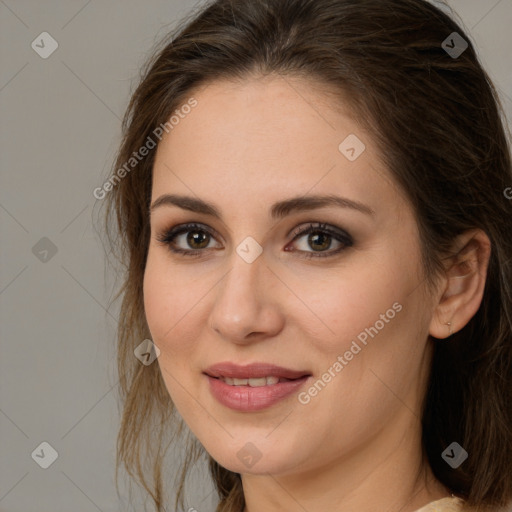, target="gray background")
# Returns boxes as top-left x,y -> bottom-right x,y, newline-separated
1,1 -> 511,511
